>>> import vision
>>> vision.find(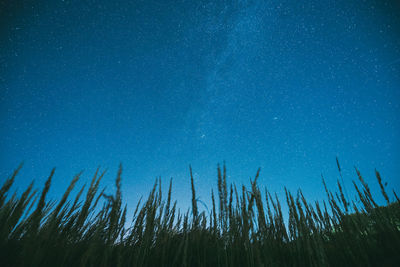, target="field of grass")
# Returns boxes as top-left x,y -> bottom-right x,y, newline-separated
0,161 -> 399,266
